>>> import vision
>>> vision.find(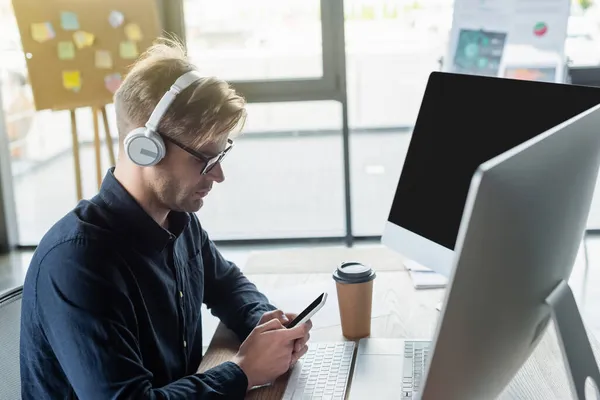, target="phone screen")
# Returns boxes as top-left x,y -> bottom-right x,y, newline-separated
286,293 -> 325,328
